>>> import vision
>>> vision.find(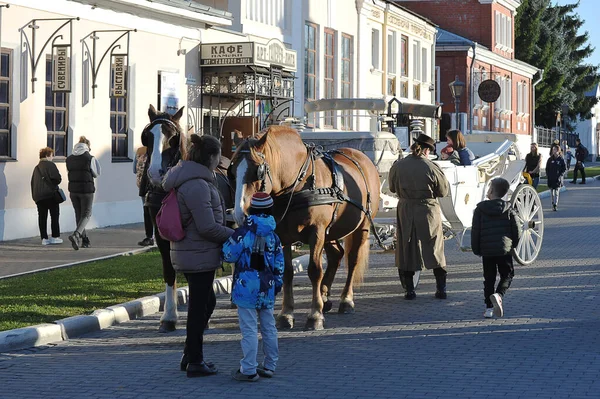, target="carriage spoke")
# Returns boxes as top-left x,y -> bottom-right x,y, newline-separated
516,232 -> 525,255
530,228 -> 542,239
